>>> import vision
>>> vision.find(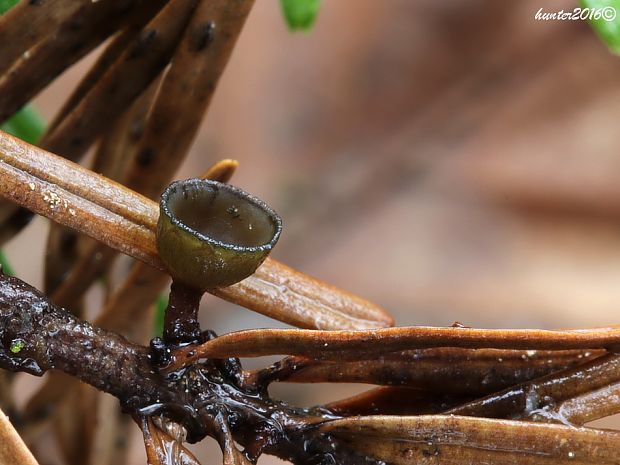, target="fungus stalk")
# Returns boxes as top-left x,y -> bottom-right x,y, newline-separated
163,281 -> 204,344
